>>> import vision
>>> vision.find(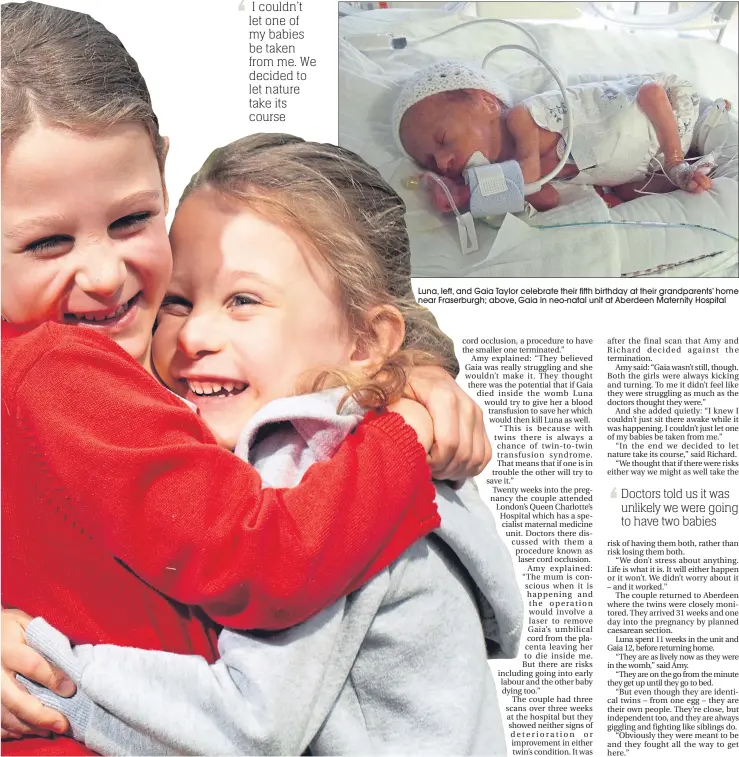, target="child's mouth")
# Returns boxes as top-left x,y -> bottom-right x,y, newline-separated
185,379 -> 248,399
64,292 -> 141,329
